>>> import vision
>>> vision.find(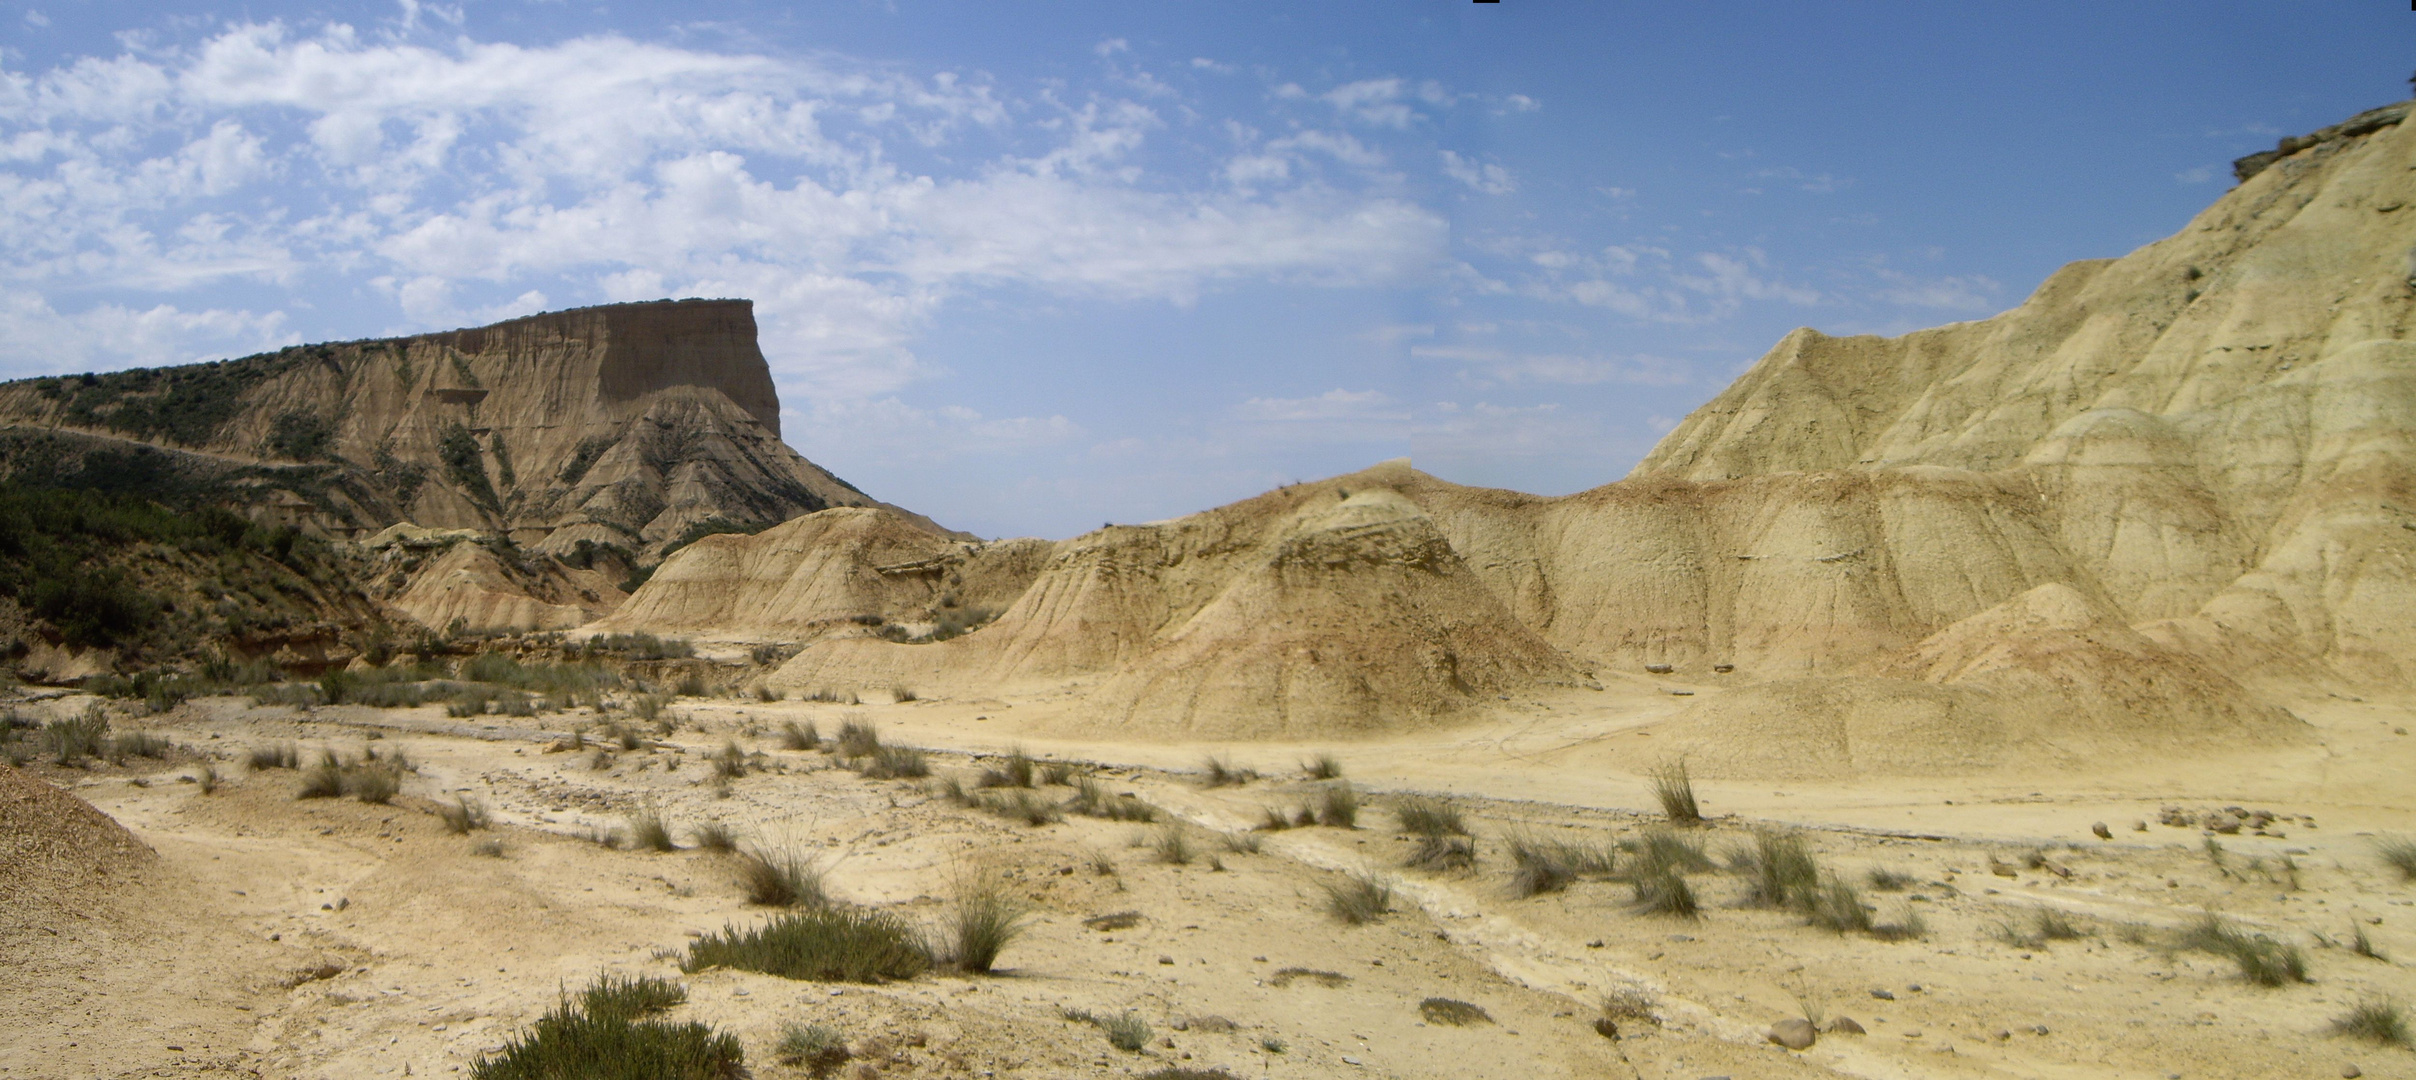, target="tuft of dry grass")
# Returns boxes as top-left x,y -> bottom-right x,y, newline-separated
195,762 -> 219,794
628,806 -> 678,852
774,1022 -> 851,1077
471,837 -> 506,858
1315,782 -> 1359,828
1393,796 -> 1468,838
736,844 -> 828,908
438,795 -> 490,834
1736,829 -> 1822,910
2333,998 -> 2410,1047
1629,866 -> 1698,918
2177,914 -> 2309,986
943,870 -> 1034,974
684,907 -> 930,984
1503,831 -> 1614,897
1419,998 -> 1493,1026
1648,760 -> 1701,824
248,742 -> 299,771
1322,872 -> 1393,925
691,822 -> 740,853
1062,1008 -> 1151,1052
861,744 -> 927,780
1068,777 -> 1158,822
1151,822 -> 1194,865
1200,756 -> 1256,787
978,788 -> 1063,826
778,720 -> 818,751
834,717 -> 880,759
2374,835 -> 2416,882
977,747 -> 1035,789
1302,753 -> 1343,780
